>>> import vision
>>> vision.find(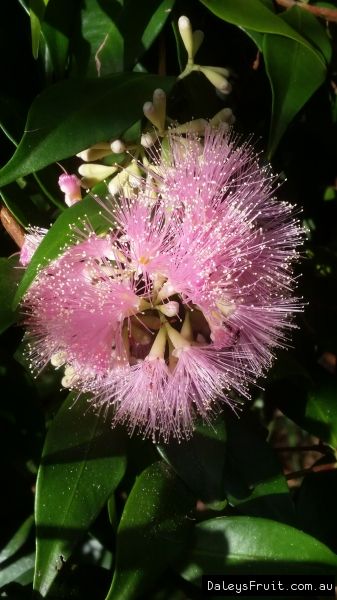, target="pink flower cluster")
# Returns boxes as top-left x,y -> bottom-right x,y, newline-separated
22,127 -> 303,441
